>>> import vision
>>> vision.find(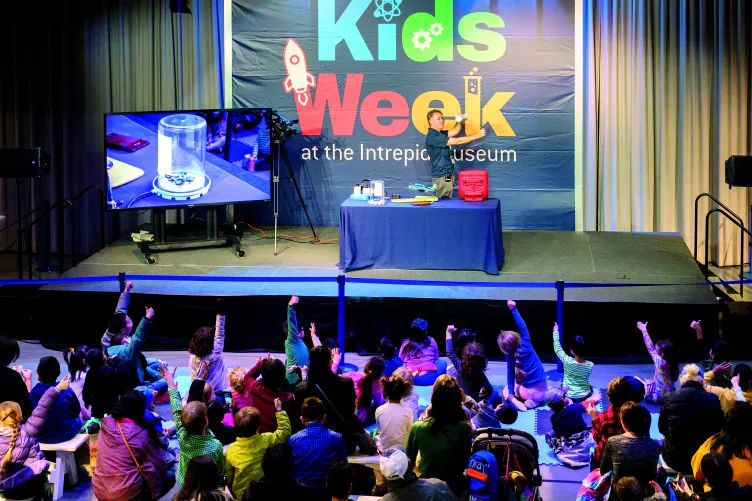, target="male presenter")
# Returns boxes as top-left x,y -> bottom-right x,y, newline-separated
425,109 -> 487,198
